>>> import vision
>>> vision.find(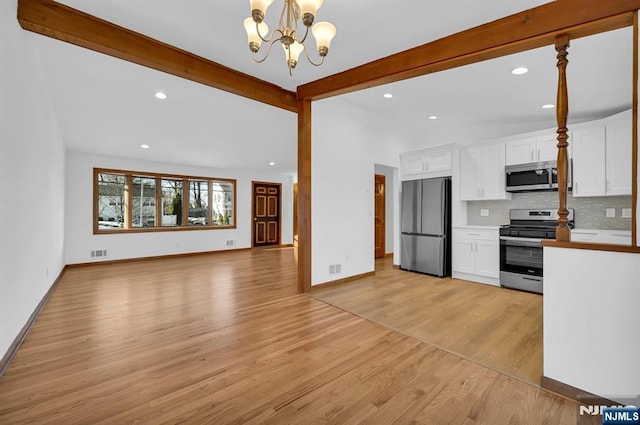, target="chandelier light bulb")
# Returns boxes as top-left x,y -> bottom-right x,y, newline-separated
250,0 -> 274,22
312,21 -> 336,56
244,17 -> 268,52
297,0 -> 324,26
283,41 -> 304,69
